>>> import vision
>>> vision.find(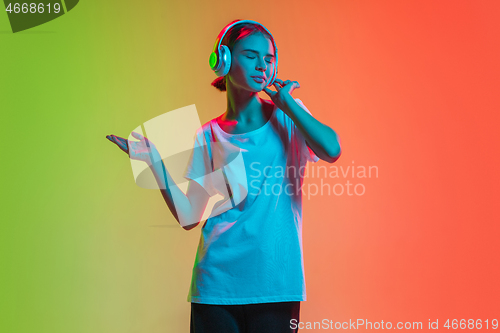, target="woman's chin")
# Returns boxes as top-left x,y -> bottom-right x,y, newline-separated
244,84 -> 263,93
249,81 -> 266,92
